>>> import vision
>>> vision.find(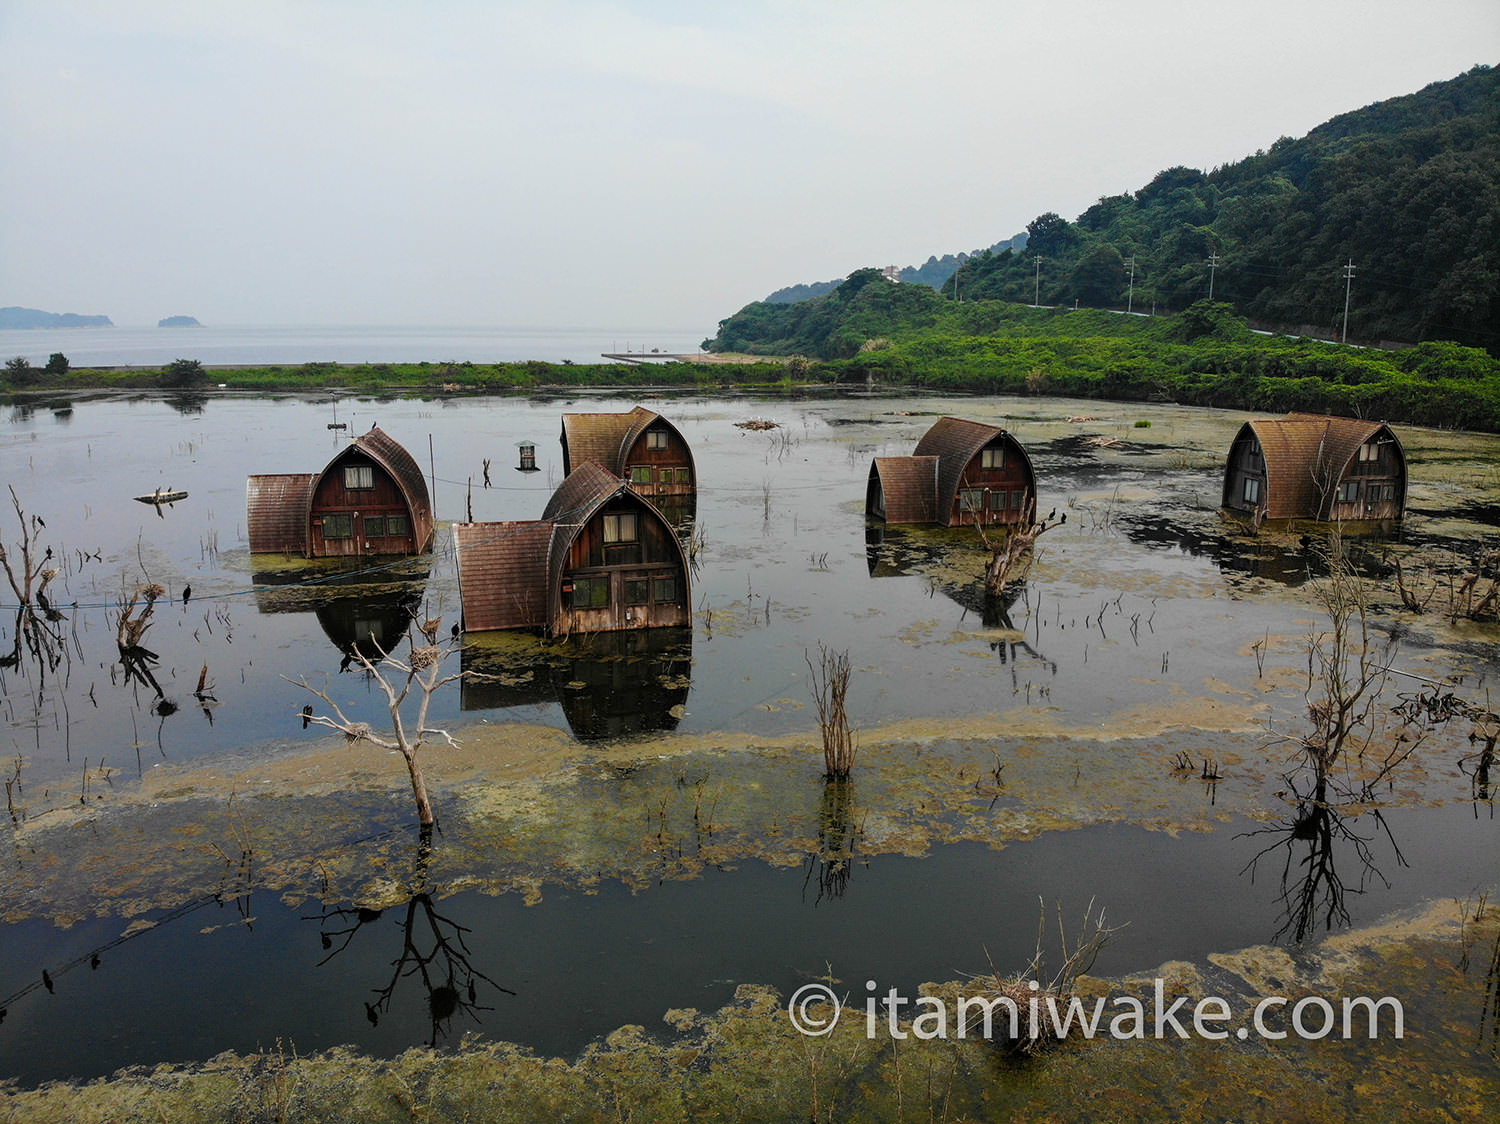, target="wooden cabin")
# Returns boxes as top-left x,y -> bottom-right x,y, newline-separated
867,416 -> 1037,527
247,426 -> 435,557
560,407 -> 696,507
1221,413 -> 1406,525
454,462 -> 690,636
